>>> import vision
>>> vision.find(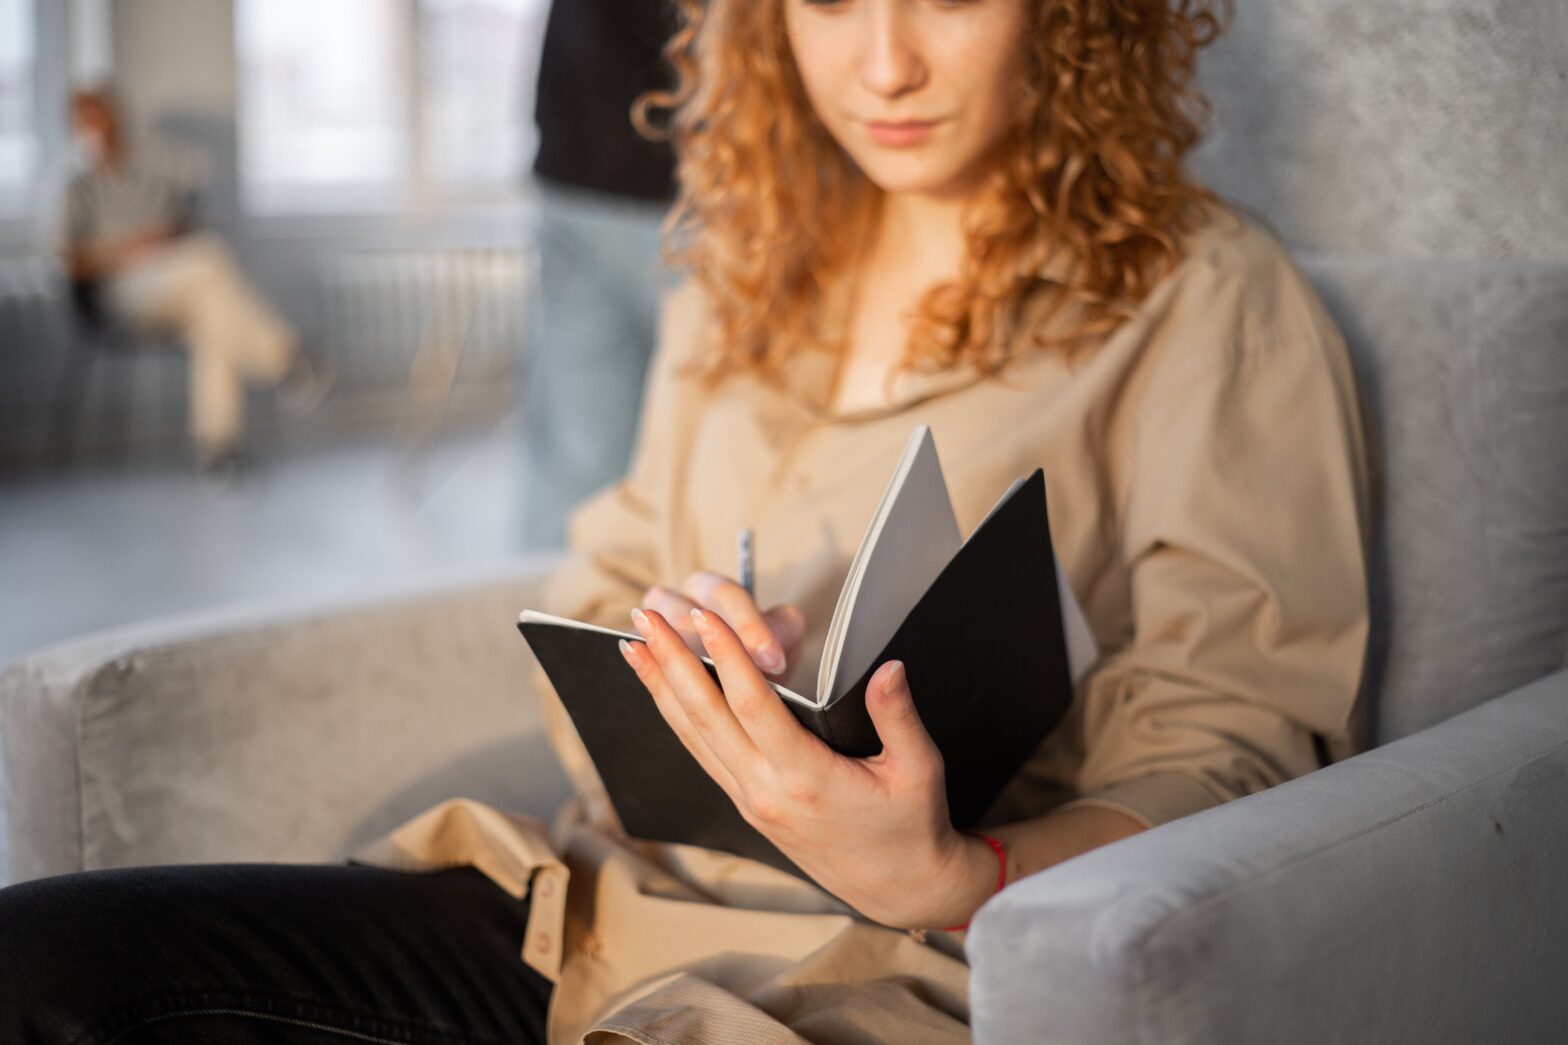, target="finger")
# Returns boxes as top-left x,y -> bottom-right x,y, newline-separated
681,570 -> 787,675
631,607 -> 762,774
641,585 -> 703,653
689,608 -> 823,765
761,604 -> 808,653
618,636 -> 742,800
865,661 -> 943,781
